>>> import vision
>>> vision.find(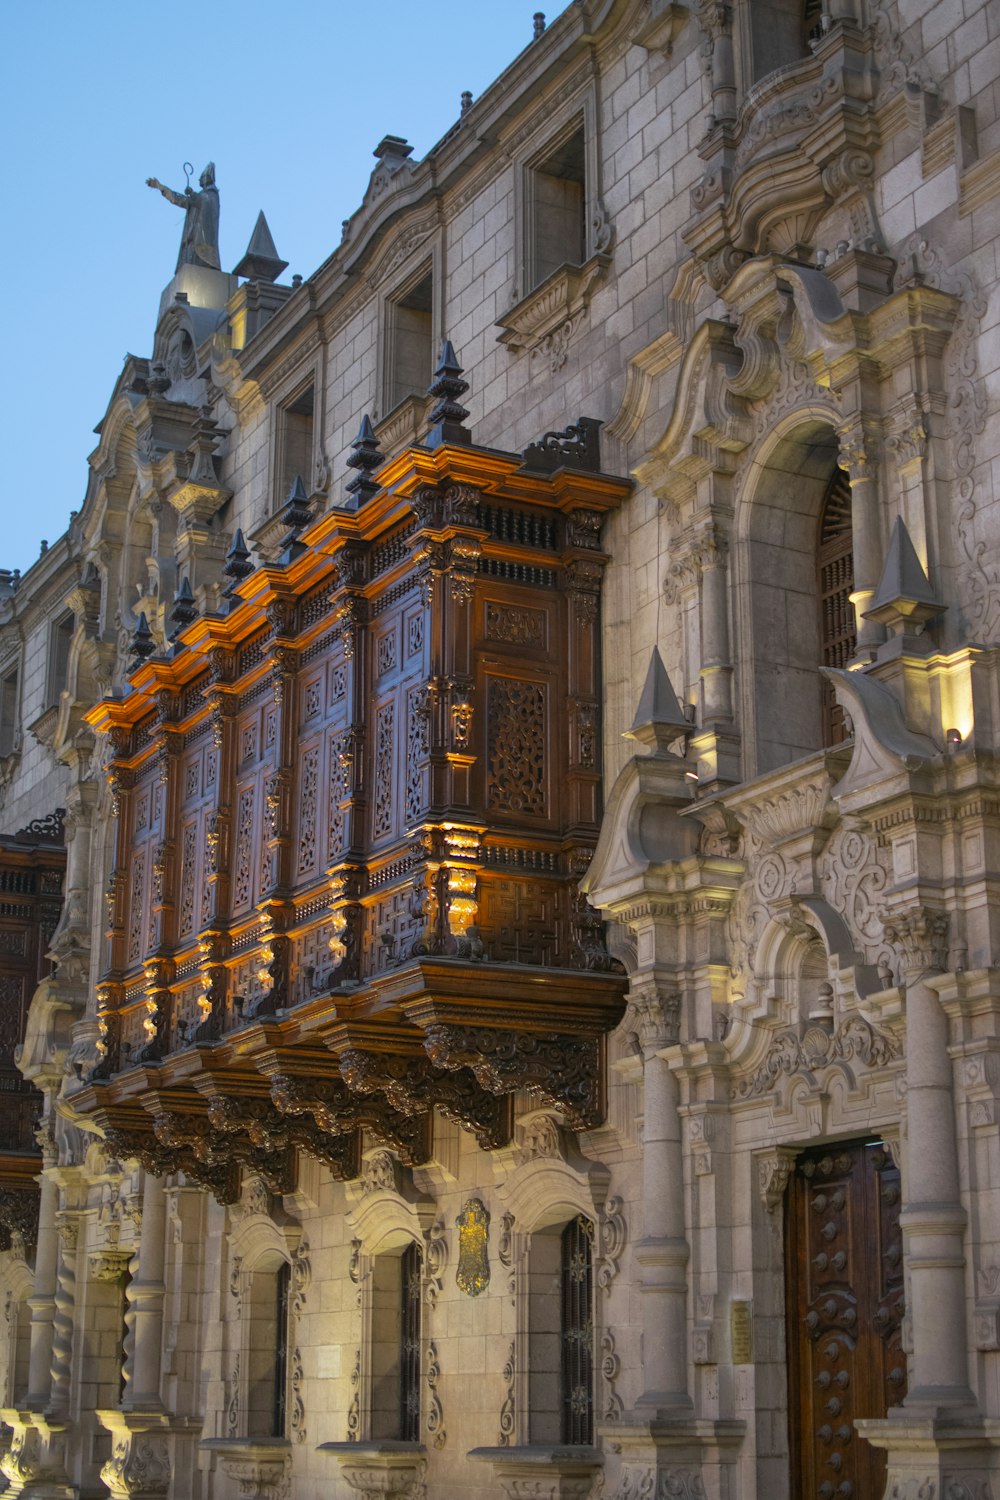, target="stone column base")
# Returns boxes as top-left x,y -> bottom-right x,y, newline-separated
856,1411 -> 1000,1497
469,1444 -> 602,1498
603,1417 -> 746,1500
0,1409 -> 73,1499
